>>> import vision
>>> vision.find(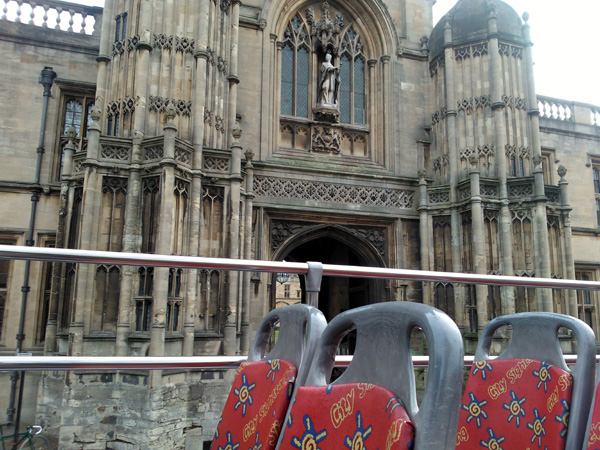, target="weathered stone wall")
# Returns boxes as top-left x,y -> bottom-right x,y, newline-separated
36,370 -> 234,450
